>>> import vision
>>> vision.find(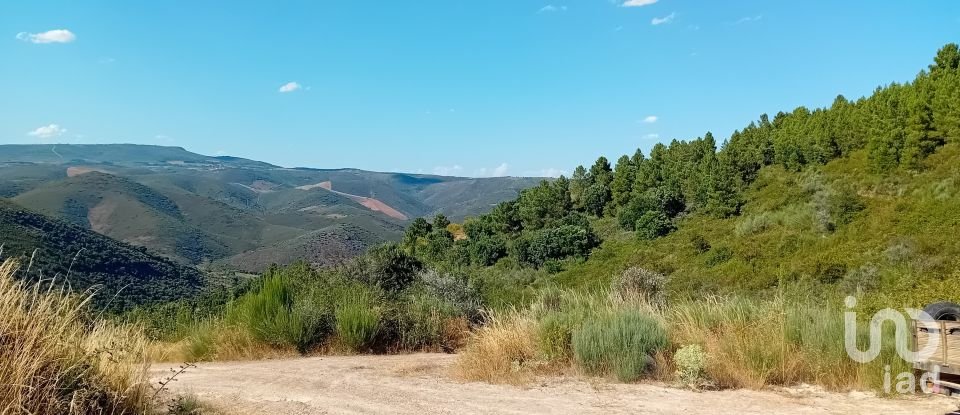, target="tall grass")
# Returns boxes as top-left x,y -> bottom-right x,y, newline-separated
226,273 -> 305,348
0,259 -> 151,414
457,287 -> 912,392
668,295 -> 909,390
334,287 -> 382,351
